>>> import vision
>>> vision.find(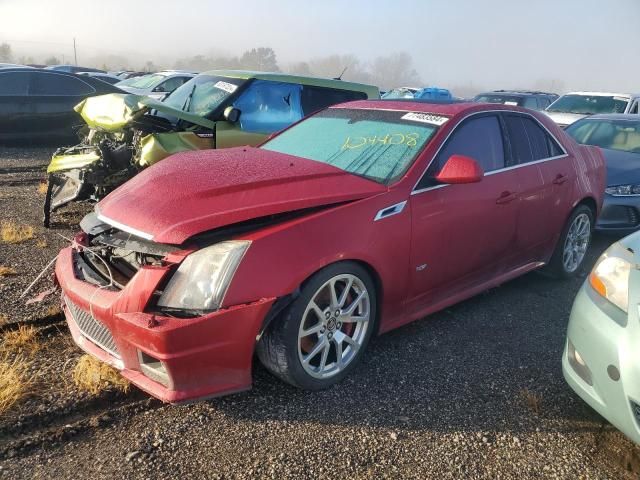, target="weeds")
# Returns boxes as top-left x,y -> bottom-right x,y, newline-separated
37,182 -> 48,195
73,354 -> 130,395
0,314 -> 8,327
0,266 -> 17,277
1,325 -> 41,356
45,304 -> 62,317
520,388 -> 543,415
0,356 -> 34,416
1,221 -> 34,244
